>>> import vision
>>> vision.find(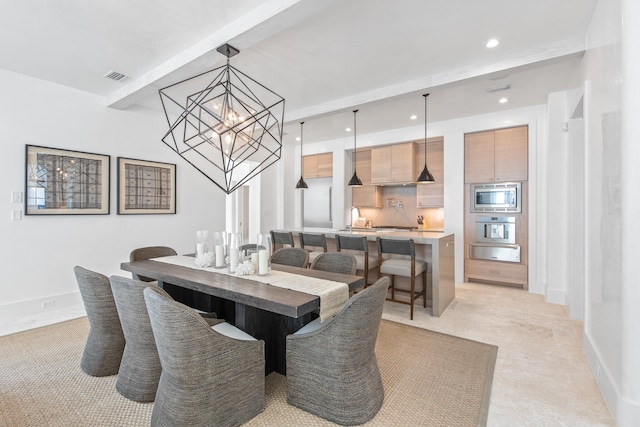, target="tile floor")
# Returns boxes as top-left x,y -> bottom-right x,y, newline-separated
2,282 -> 616,426
382,282 -> 615,426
